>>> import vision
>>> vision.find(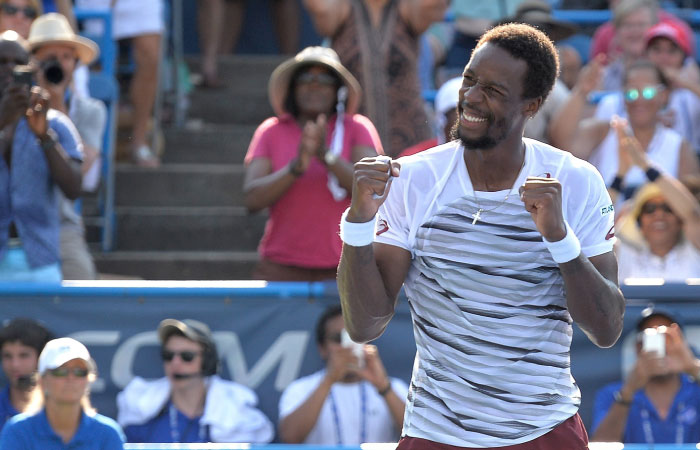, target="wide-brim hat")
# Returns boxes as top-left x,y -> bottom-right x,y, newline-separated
28,13 -> 99,65
617,182 -> 667,248
499,0 -> 578,42
268,46 -> 361,117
